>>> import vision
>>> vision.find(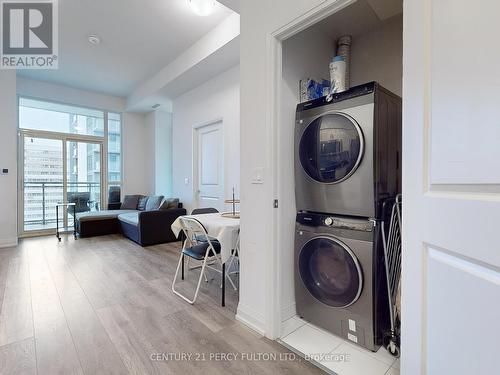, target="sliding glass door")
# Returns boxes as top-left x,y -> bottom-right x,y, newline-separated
20,133 -> 103,235
22,136 -> 64,232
